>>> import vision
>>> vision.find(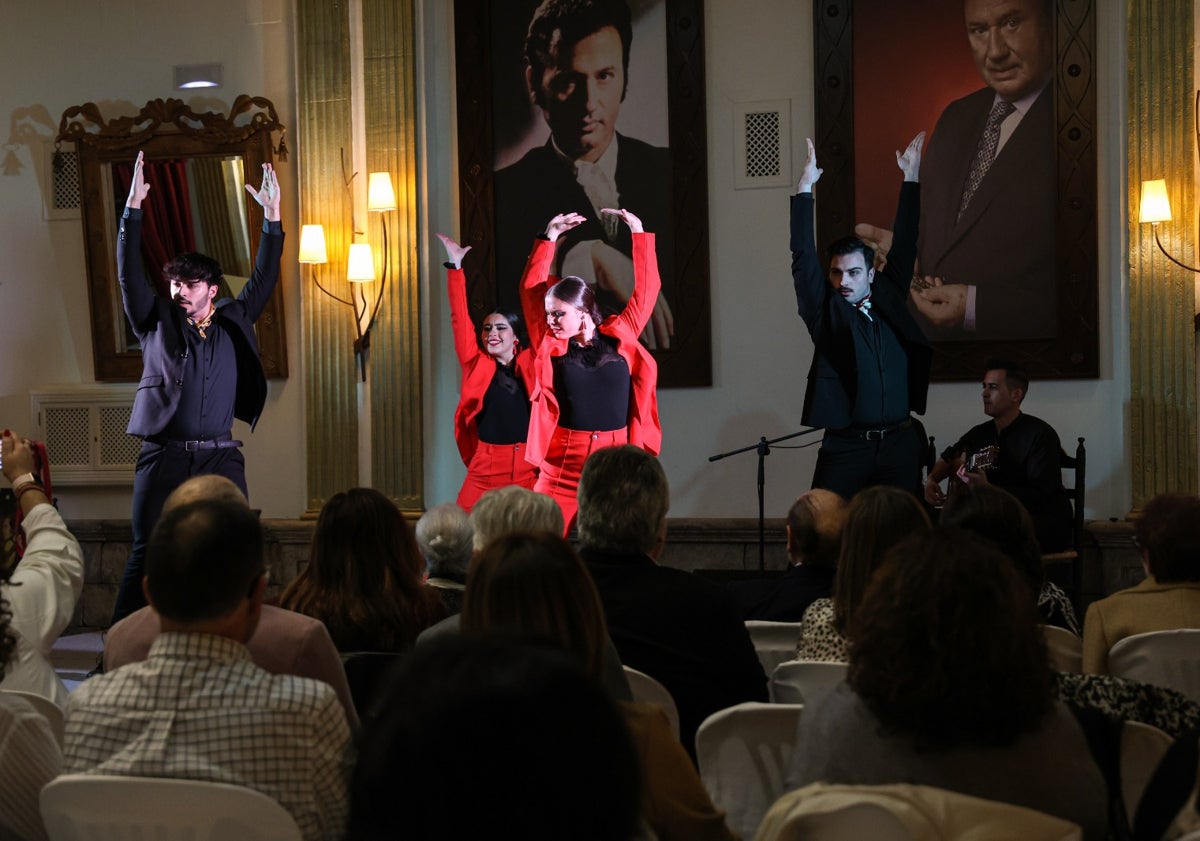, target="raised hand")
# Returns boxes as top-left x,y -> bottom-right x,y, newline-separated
245,162 -> 281,222
896,131 -> 925,182
599,207 -> 644,233
798,138 -> 823,193
436,233 -> 472,268
544,212 -> 587,242
125,151 -> 151,209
